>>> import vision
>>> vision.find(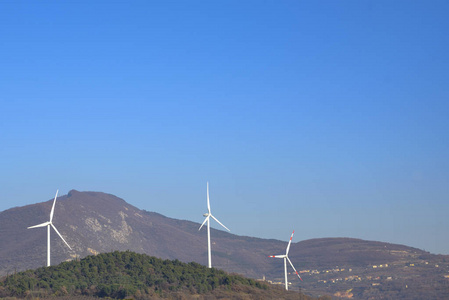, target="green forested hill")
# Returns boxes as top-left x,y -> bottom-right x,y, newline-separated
0,251 -> 323,299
